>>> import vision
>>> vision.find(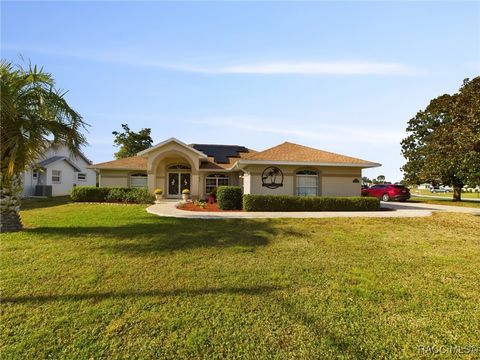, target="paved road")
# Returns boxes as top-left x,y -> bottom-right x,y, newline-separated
147,200 -> 480,219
